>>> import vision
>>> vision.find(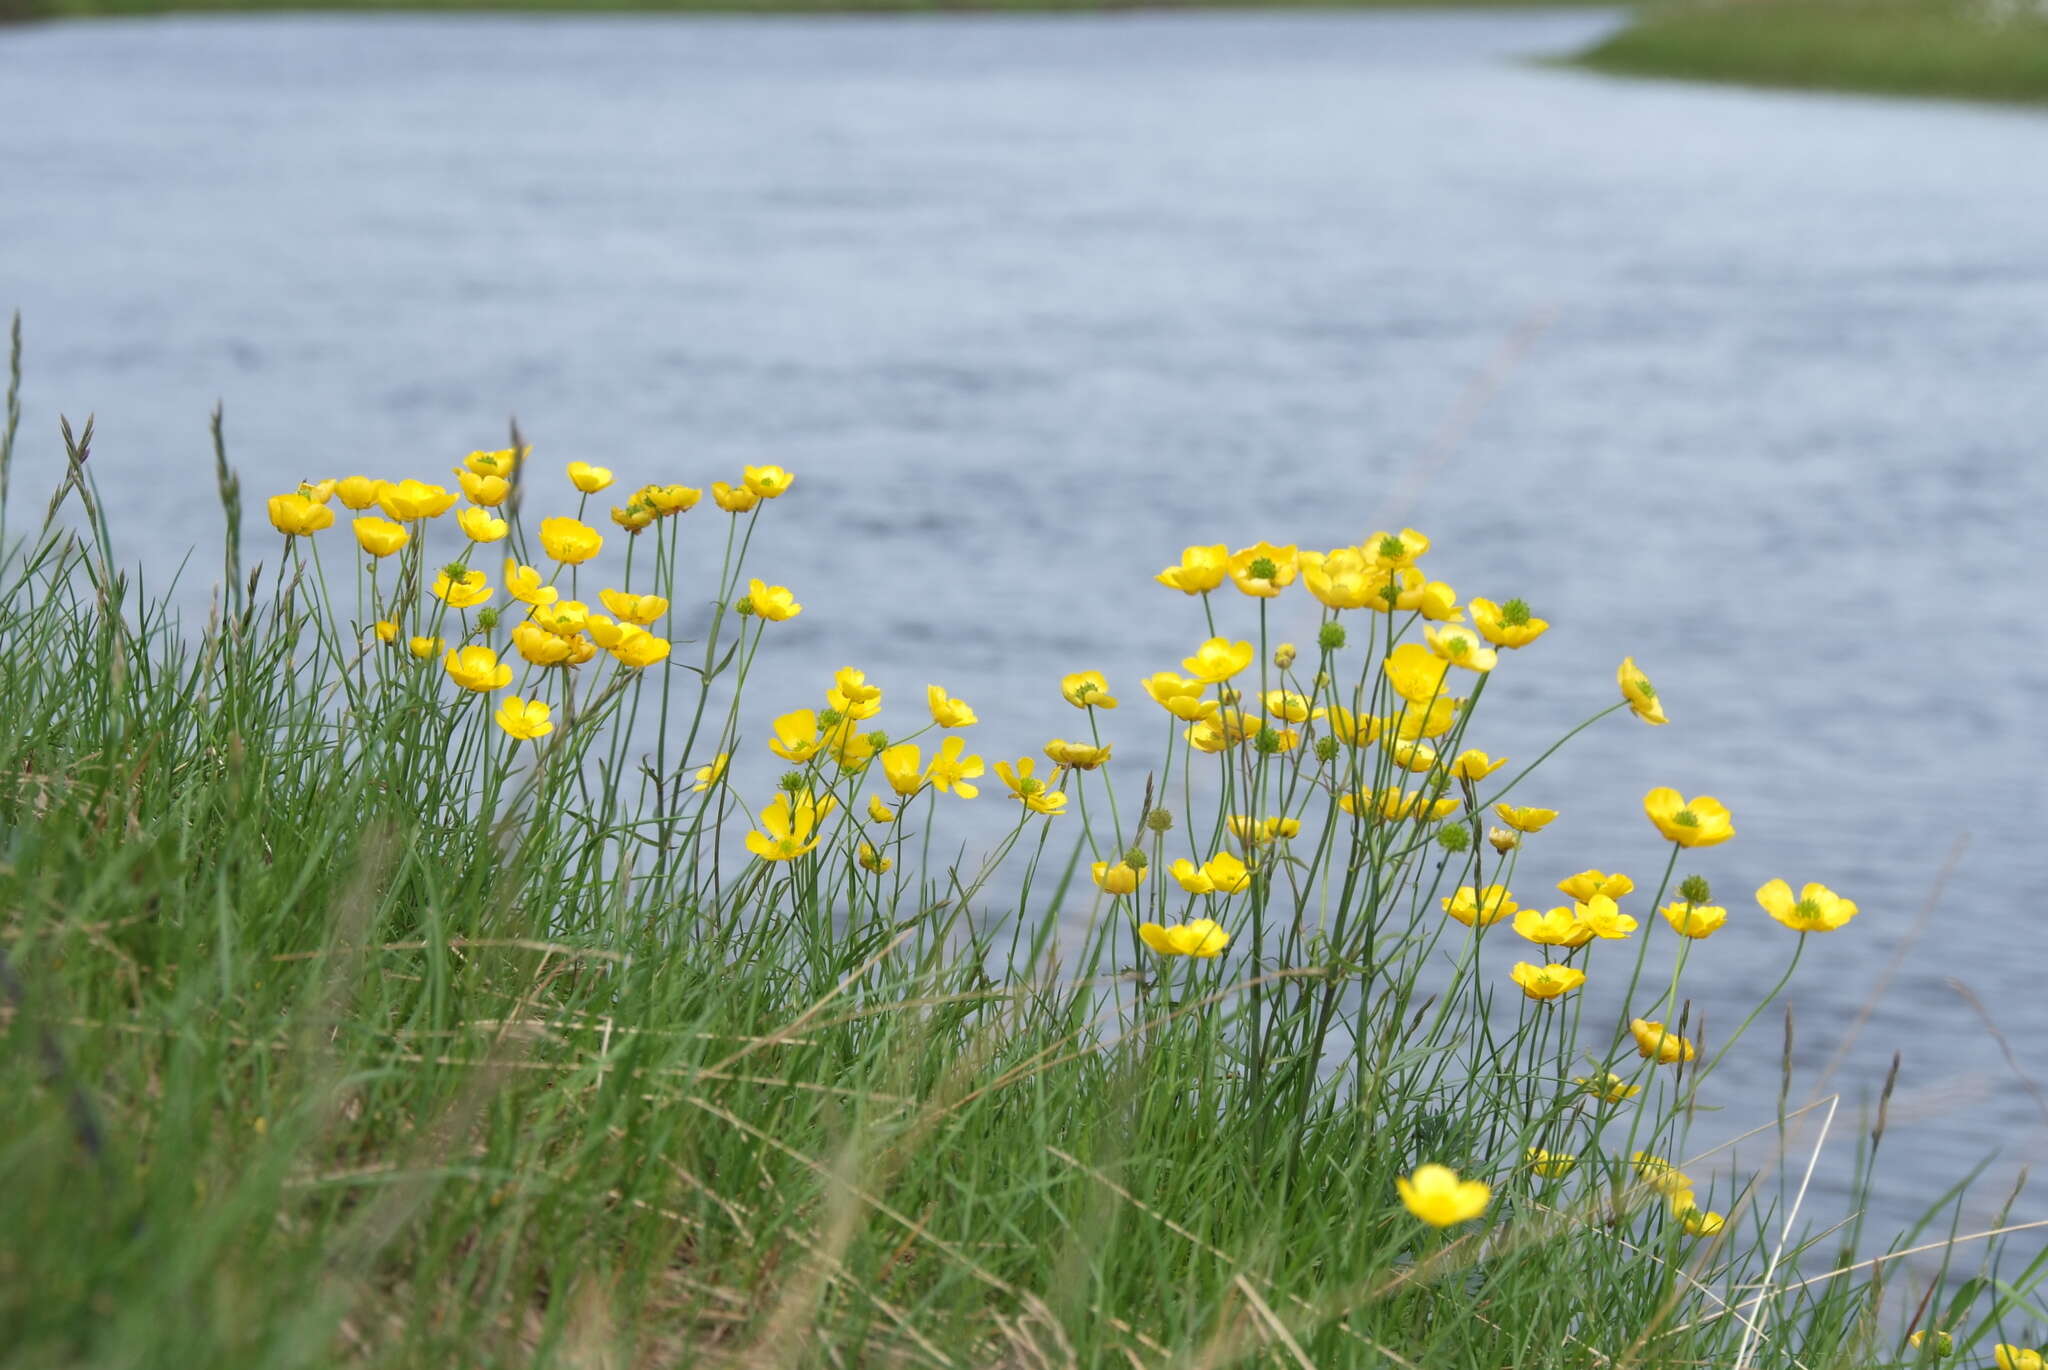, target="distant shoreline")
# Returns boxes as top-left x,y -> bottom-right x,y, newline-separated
4,0 -> 1614,17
